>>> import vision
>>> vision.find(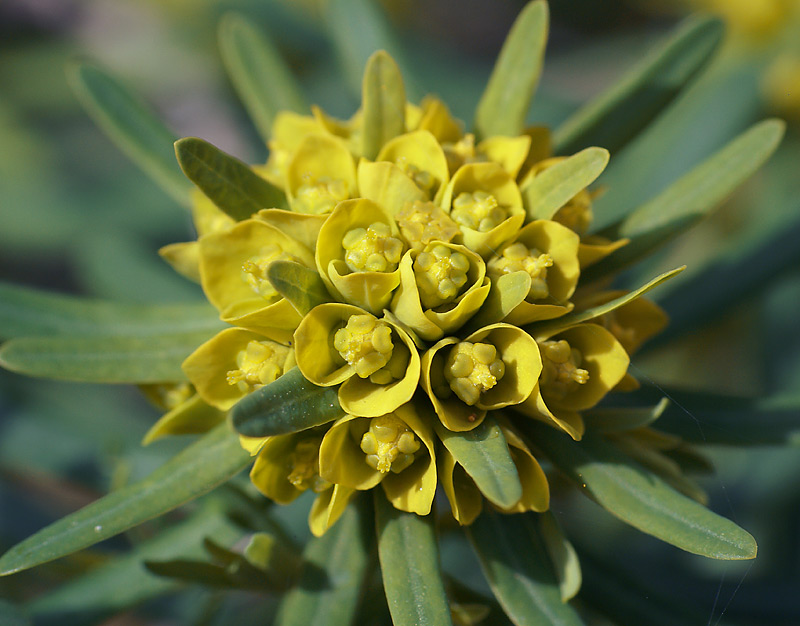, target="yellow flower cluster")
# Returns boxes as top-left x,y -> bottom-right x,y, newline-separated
161,52 -> 670,536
